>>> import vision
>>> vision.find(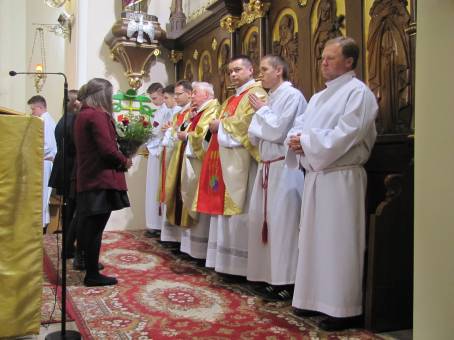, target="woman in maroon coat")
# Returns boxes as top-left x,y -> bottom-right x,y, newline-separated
74,78 -> 132,286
